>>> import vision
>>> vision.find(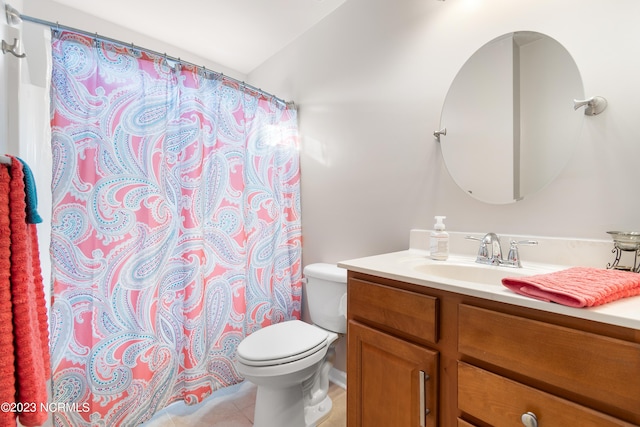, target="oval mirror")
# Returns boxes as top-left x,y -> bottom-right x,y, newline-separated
438,31 -> 584,204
